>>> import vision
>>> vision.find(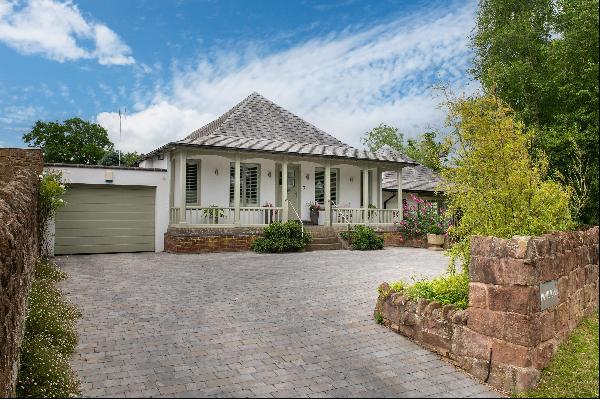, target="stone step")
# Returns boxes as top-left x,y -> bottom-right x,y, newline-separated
306,243 -> 344,251
311,237 -> 340,244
